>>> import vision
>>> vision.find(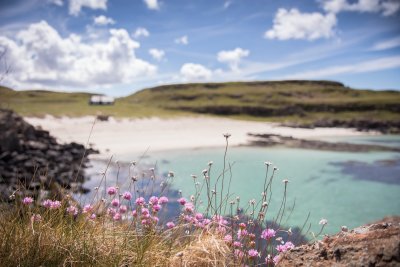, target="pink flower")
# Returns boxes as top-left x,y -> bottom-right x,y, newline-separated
50,200 -> 61,209
132,210 -> 137,217
107,186 -> 117,195
122,192 -> 132,200
23,197 -> 33,205
195,213 -> 203,220
166,221 -> 175,229
234,249 -> 244,259
107,207 -> 116,216
30,214 -> 42,223
177,197 -> 187,205
158,196 -> 169,204
152,216 -> 159,224
119,205 -> 127,213
111,198 -> 120,207
141,208 -> 150,216
248,249 -> 259,259
66,205 -> 78,216
276,241 -> 295,253
89,213 -> 96,220
135,197 -> 145,206
42,199 -> 52,208
224,234 -> 232,243
83,204 -> 93,213
261,228 -> 276,240
184,202 -> 194,213
233,241 -> 242,248
239,222 -> 246,229
152,204 -> 162,212
237,229 -> 248,239
273,255 -> 280,265
149,196 -> 159,205
113,213 -> 122,221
